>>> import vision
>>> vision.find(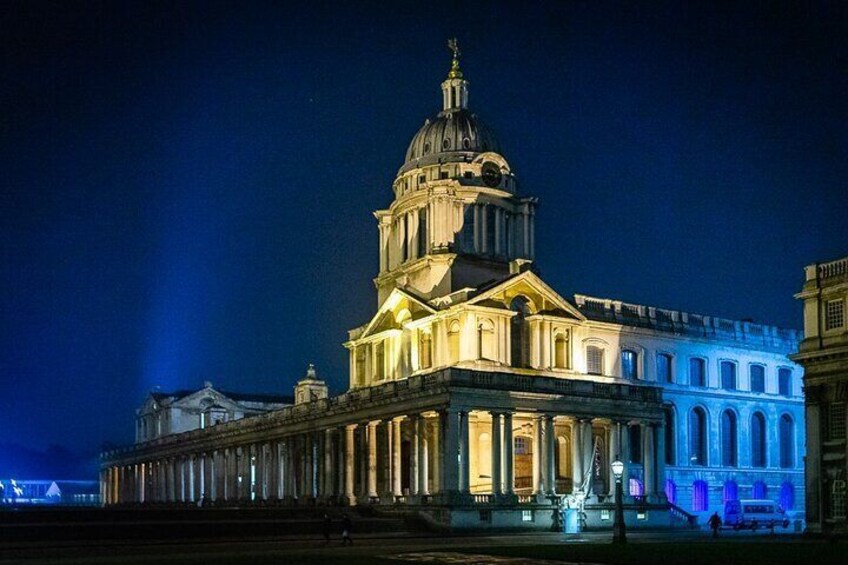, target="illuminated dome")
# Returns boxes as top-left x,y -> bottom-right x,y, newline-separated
398,44 -> 501,174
